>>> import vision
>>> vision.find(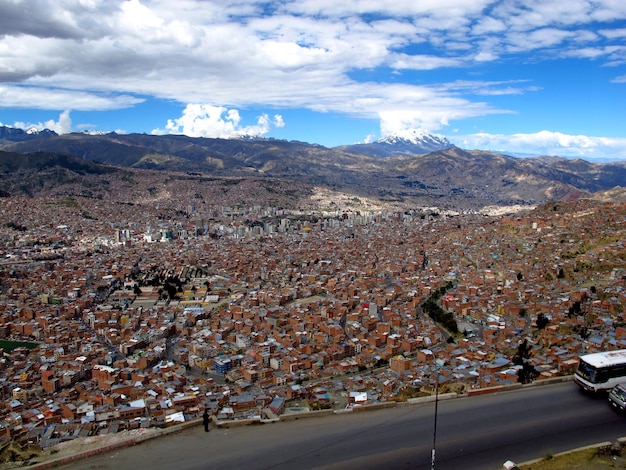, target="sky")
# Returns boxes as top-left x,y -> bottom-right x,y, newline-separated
1,1 -> 626,161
